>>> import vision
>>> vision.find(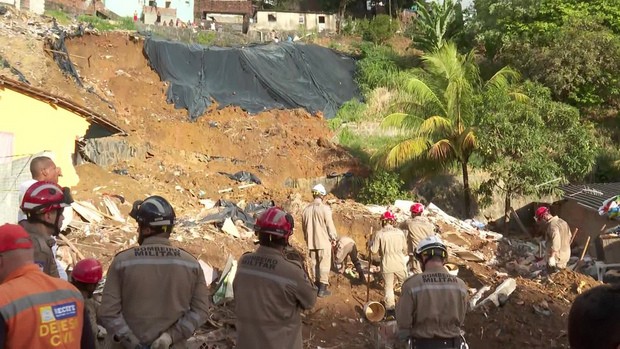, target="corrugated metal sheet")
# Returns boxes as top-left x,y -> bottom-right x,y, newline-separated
561,183 -> 620,211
